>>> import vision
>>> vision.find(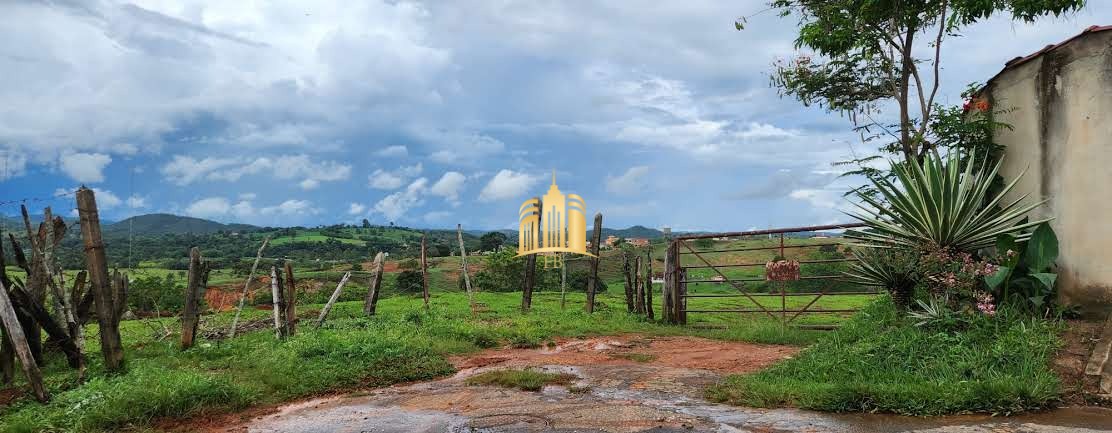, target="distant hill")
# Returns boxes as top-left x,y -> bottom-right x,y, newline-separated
104,214 -> 257,236
588,225 -> 665,240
